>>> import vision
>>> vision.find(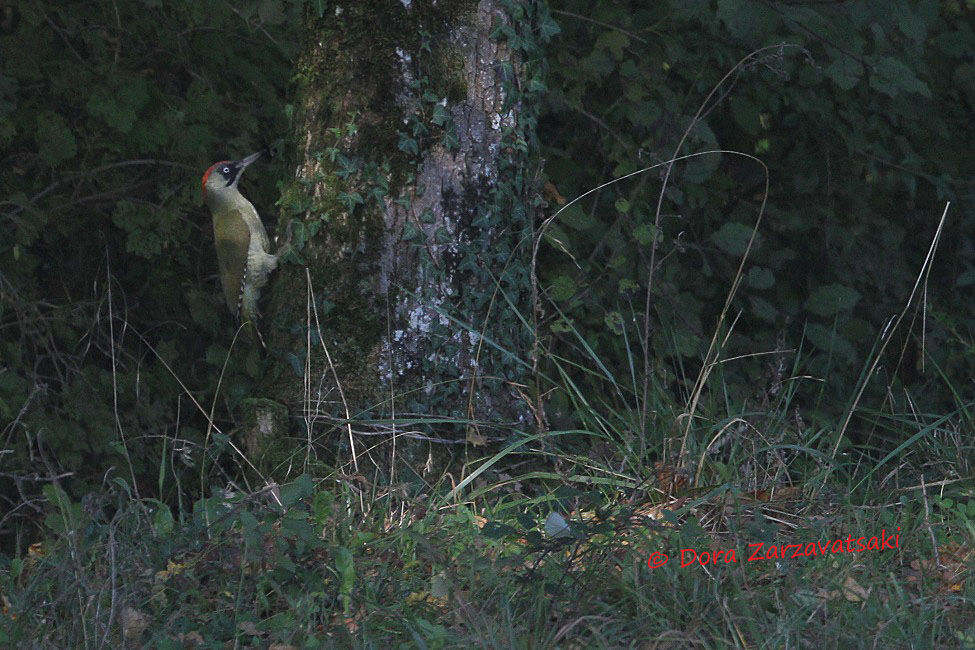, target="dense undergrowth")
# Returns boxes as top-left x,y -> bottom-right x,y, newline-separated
3,1 -> 975,647
2,314 -> 974,647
